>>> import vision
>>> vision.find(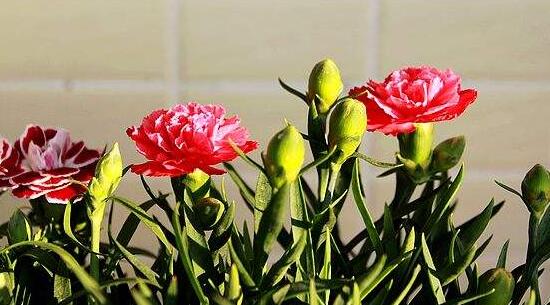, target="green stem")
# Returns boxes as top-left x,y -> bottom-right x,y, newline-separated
322,163 -> 341,208
90,218 -> 101,280
318,168 -> 330,203
88,204 -> 105,305
512,212 -> 542,305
